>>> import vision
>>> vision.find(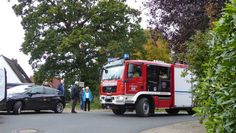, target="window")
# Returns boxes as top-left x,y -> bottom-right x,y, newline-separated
158,67 -> 170,80
157,66 -> 171,92
45,87 -> 57,94
128,64 -> 142,78
30,86 -> 44,94
147,65 -> 158,91
102,65 -> 124,80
